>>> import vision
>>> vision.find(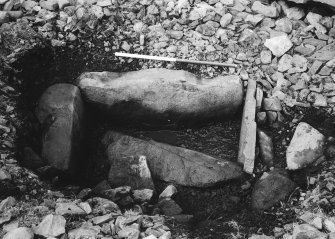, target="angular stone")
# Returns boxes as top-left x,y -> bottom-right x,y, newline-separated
309,60 -> 323,75
57,0 -> 70,9
168,30 -> 183,40
3,227 -> 34,239
108,155 -> 155,190
264,35 -> 293,57
260,50 -> 272,64
78,69 -> 243,125
159,185 -> 177,199
258,129 -> 274,167
251,1 -> 278,18
55,202 -> 86,216
40,0 -> 58,10
220,13 -> 232,27
91,214 -> 113,225
284,7 -> 305,20
68,223 -> 100,239
36,84 -> 84,173
292,224 -> 327,239
252,169 -> 296,211
263,98 -> 282,111
34,214 -> 66,238
286,122 -> 325,170
275,18 -> 292,33
278,54 -> 292,72
0,12 -> 10,24
245,14 -> 264,26
309,43 -> 335,62
103,132 -> 242,187
295,44 -> 315,56
0,197 -> 16,212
